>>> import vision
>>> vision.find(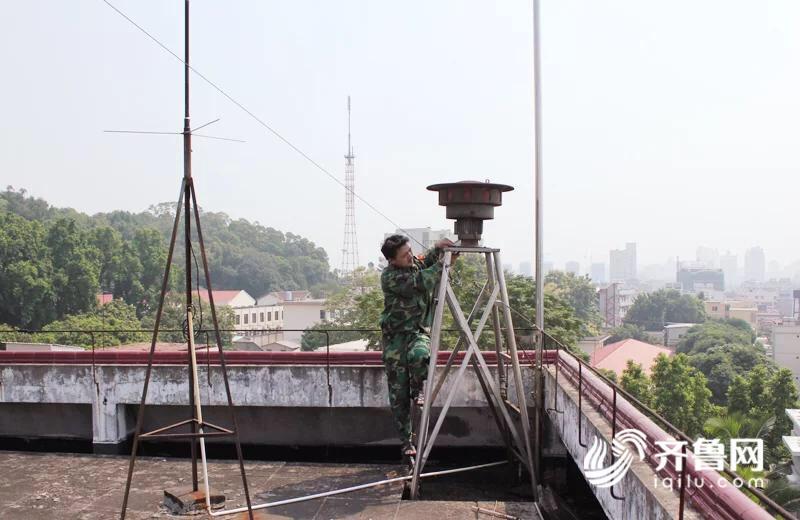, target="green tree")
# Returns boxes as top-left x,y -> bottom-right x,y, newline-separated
688,344 -> 765,405
88,226 -> 124,293
503,273 -> 584,349
1,188 -> 334,311
764,476 -> 800,514
597,368 -> 618,384
651,353 -> 714,435
1,187 -> 52,221
112,242 -> 146,310
300,256 -> 588,356
765,369 -> 799,462
676,320 -> 756,356
140,292 -> 235,346
606,323 -> 650,344
43,300 -> 147,348
131,228 -> 167,315
0,212 -> 56,327
704,412 -> 772,448
300,324 -> 364,351
747,364 -> 770,413
0,323 -> 52,344
46,218 -> 99,319
544,271 -> 602,336
620,360 -> 654,407
624,289 -> 705,331
302,267 -> 385,350
726,375 -> 751,414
